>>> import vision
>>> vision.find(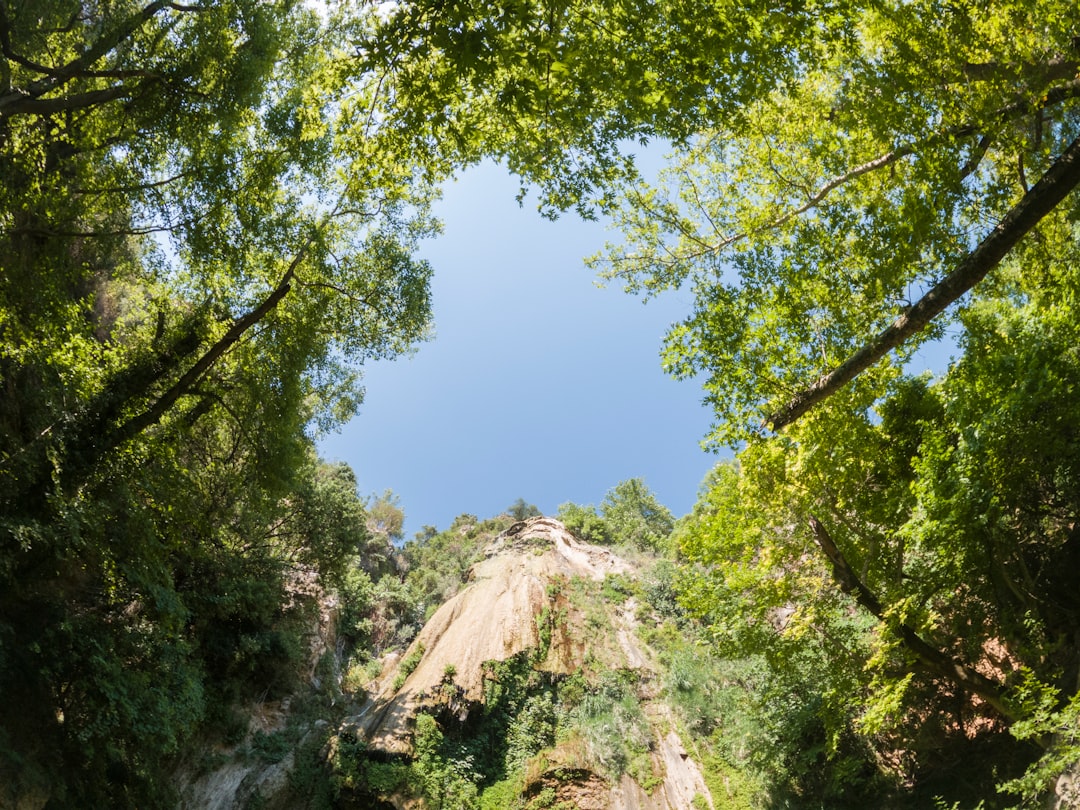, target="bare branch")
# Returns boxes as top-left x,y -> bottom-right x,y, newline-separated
767,132 -> 1080,431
